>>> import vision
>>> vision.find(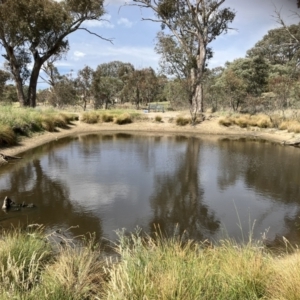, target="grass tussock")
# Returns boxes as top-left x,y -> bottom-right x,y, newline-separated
102,113 -> 114,123
176,116 -> 190,126
80,109 -> 141,125
0,125 -> 17,146
115,113 -> 132,125
0,226 -> 106,299
2,226 -> 300,299
0,226 -> 52,297
104,229 -> 272,300
219,113 -> 300,133
155,115 -> 162,122
0,106 -> 77,146
81,111 -> 100,124
40,237 -> 106,299
279,120 -> 300,133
